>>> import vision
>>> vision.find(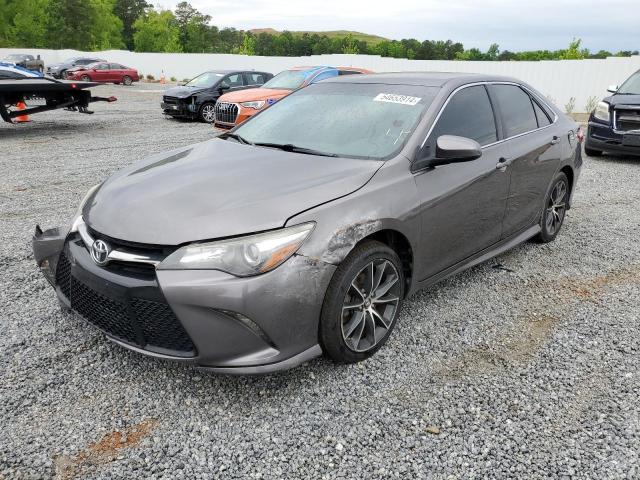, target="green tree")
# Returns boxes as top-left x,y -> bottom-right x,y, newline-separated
114,0 -> 150,50
90,0 -> 124,49
559,38 -> 585,60
45,0 -> 94,49
239,32 -> 255,55
7,0 -> 49,48
133,9 -> 182,52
